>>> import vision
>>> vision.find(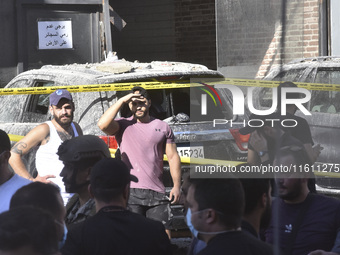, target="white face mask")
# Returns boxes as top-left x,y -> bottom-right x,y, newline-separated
186,208 -> 241,238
